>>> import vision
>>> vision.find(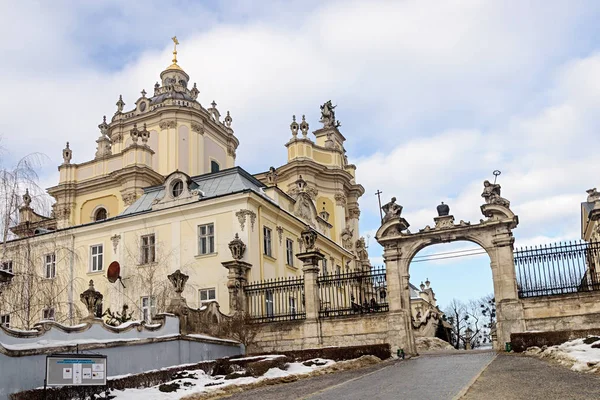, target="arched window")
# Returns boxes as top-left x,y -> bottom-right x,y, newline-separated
211,161 -> 220,173
94,208 -> 107,221
171,179 -> 184,197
